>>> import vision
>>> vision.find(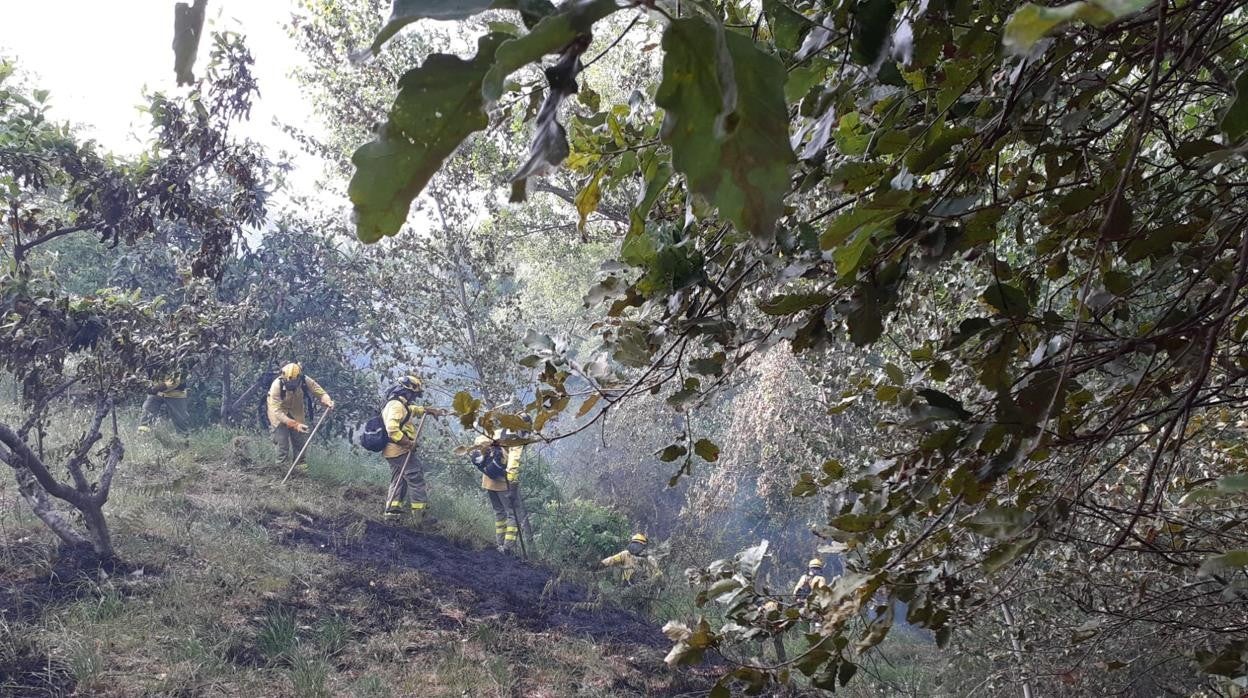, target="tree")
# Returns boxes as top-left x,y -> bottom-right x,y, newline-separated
341,0 -> 1248,691
0,36 -> 270,558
